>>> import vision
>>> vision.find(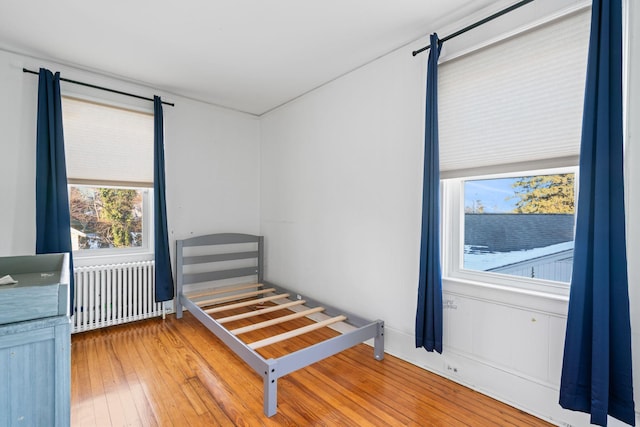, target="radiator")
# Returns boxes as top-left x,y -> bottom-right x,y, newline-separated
72,260 -> 163,333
